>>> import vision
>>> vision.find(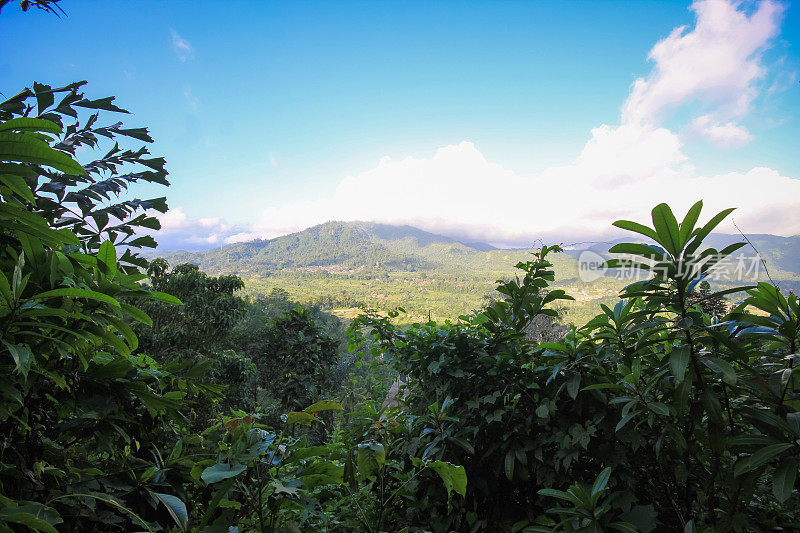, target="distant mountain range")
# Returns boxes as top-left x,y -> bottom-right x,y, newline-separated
151,221 -> 504,274
147,221 -> 799,323
152,220 -> 800,280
